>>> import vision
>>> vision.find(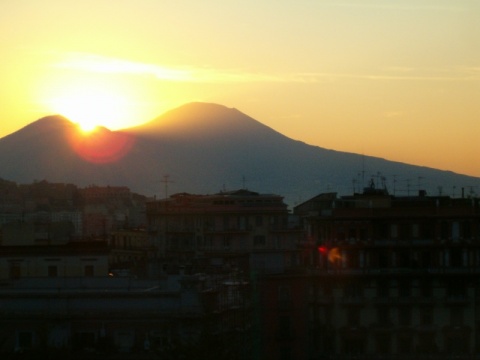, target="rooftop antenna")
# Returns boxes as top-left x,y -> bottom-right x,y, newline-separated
160,175 -> 174,199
